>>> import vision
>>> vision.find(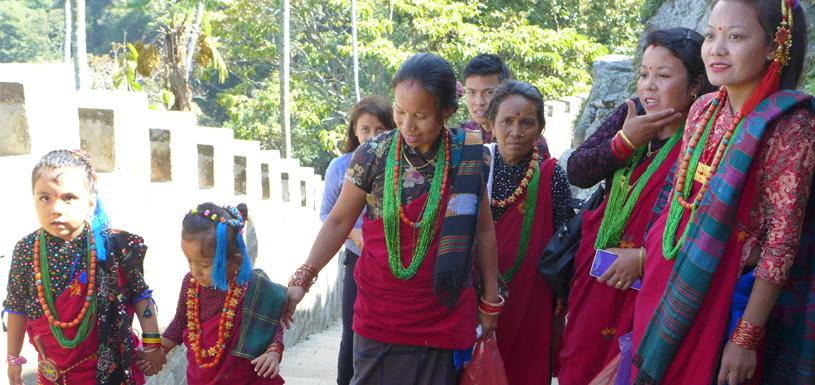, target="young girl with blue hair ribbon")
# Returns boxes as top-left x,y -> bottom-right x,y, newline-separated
149,202 -> 287,385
